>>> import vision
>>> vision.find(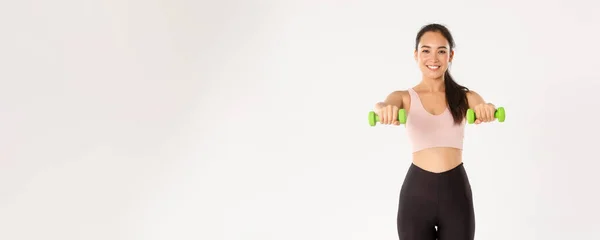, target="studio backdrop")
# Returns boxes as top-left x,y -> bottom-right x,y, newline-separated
1,1 -> 599,240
